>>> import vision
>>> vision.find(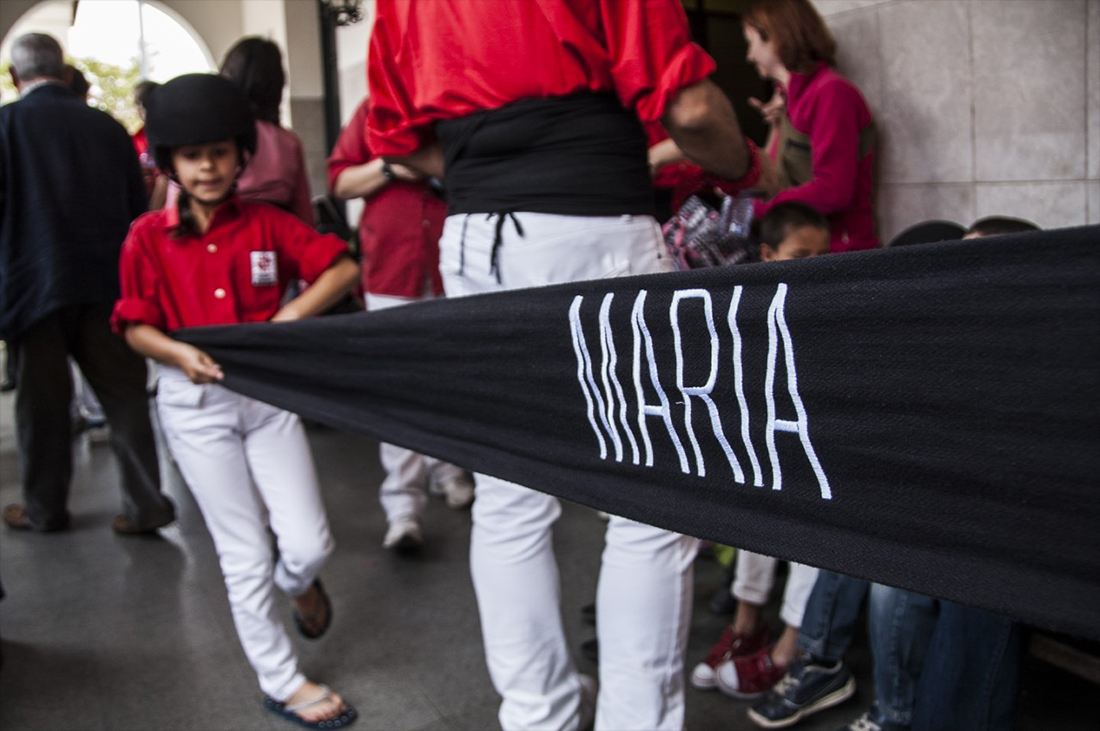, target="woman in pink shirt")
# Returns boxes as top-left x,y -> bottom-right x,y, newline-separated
745,0 -> 878,252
